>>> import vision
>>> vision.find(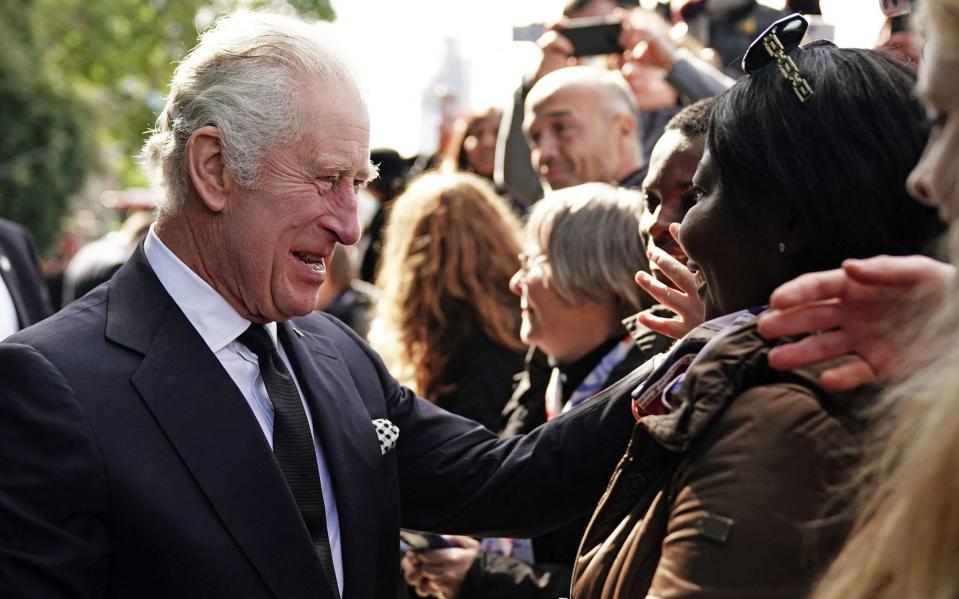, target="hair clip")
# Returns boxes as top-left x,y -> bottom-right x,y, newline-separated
761,33 -> 815,103
742,13 -> 833,104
